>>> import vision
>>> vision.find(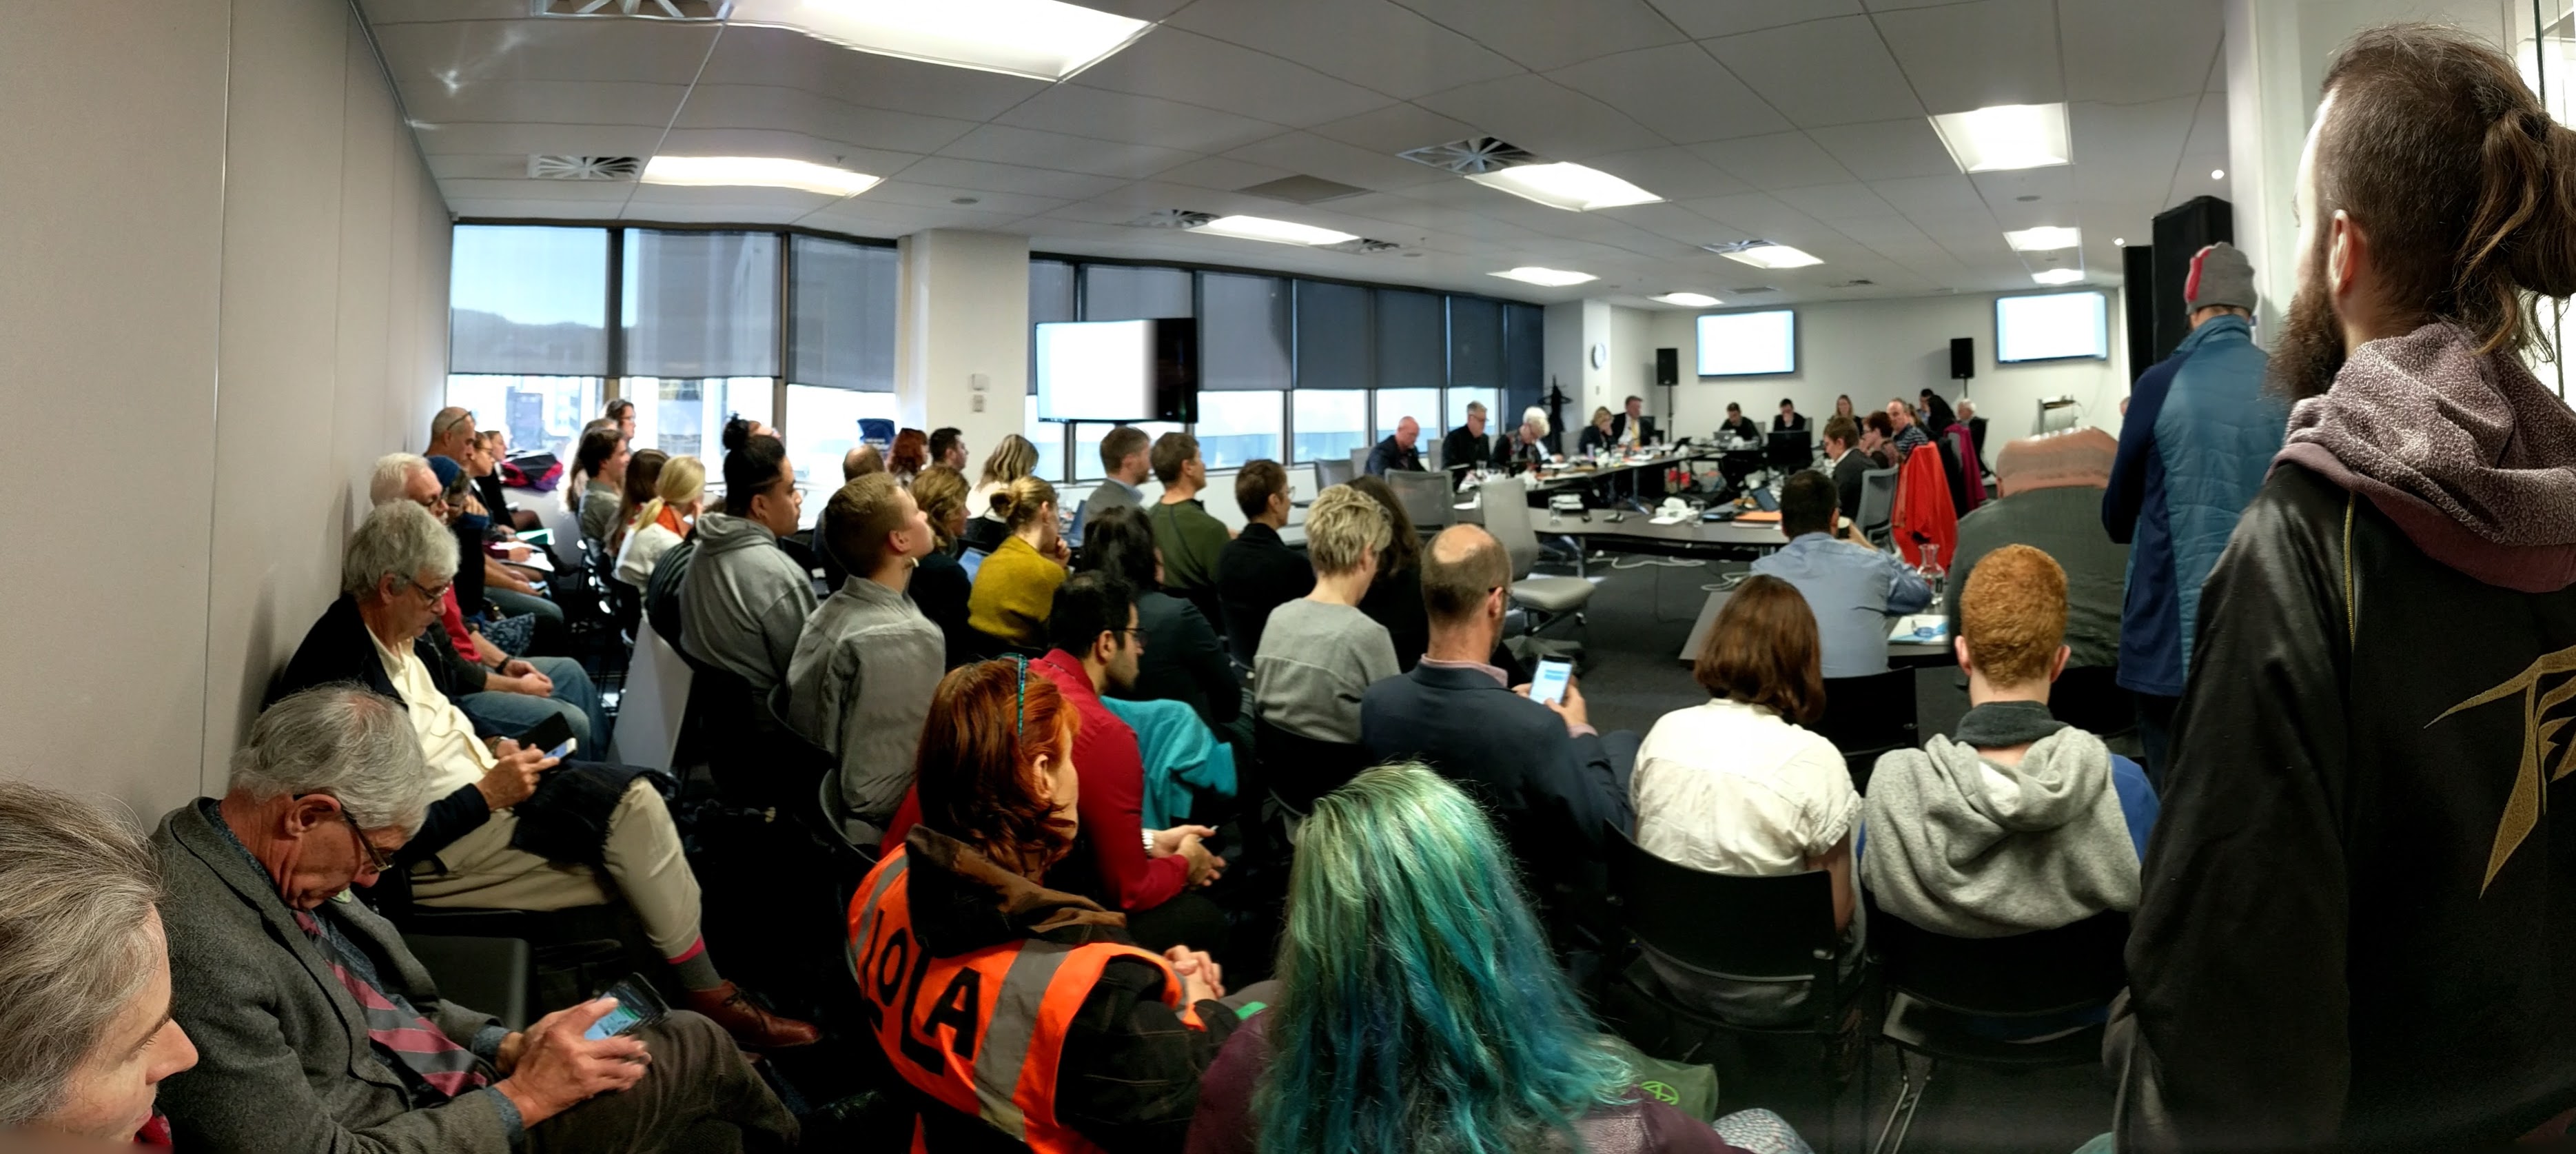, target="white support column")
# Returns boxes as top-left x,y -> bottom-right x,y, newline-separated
895,229 -> 1030,459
